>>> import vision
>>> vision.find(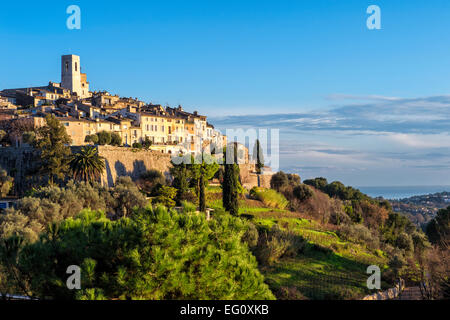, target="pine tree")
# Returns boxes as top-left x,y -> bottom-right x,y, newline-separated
1,208 -> 275,300
33,114 -> 72,185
